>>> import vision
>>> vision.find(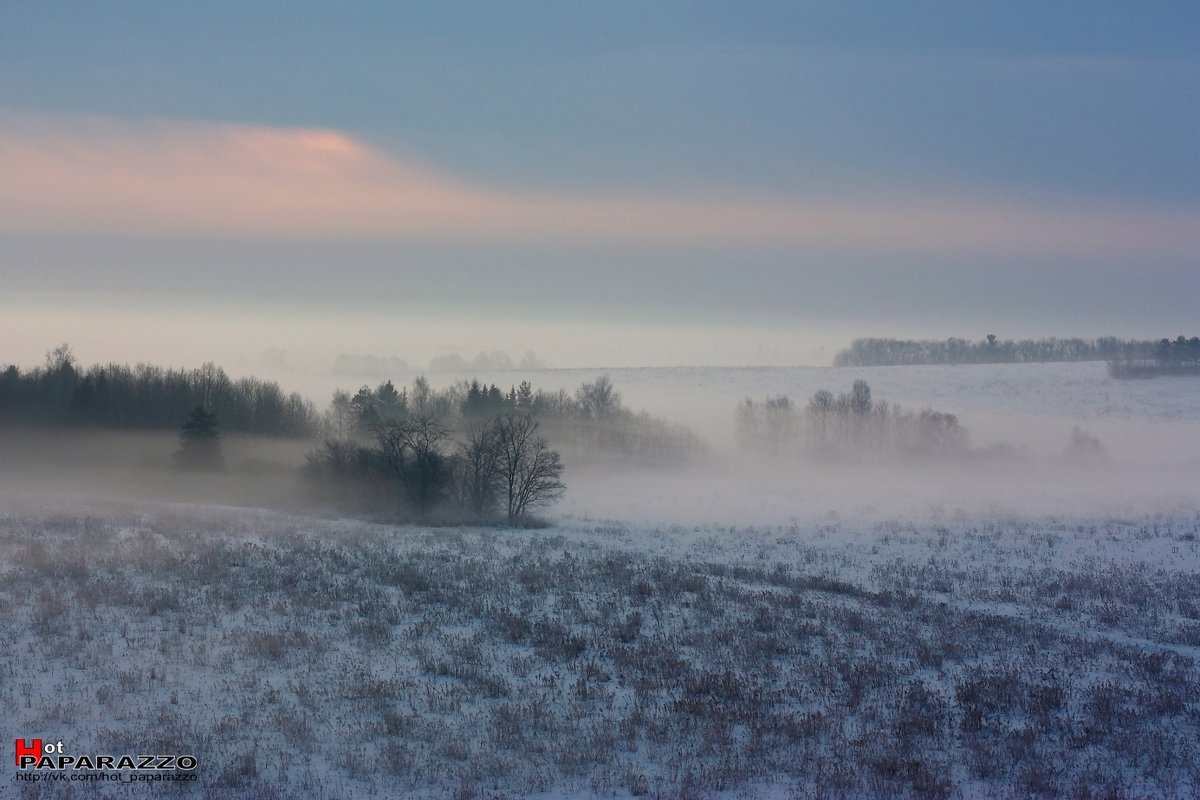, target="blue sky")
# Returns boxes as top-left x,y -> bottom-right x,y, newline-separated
4,1 -> 1197,198
0,2 -> 1197,369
